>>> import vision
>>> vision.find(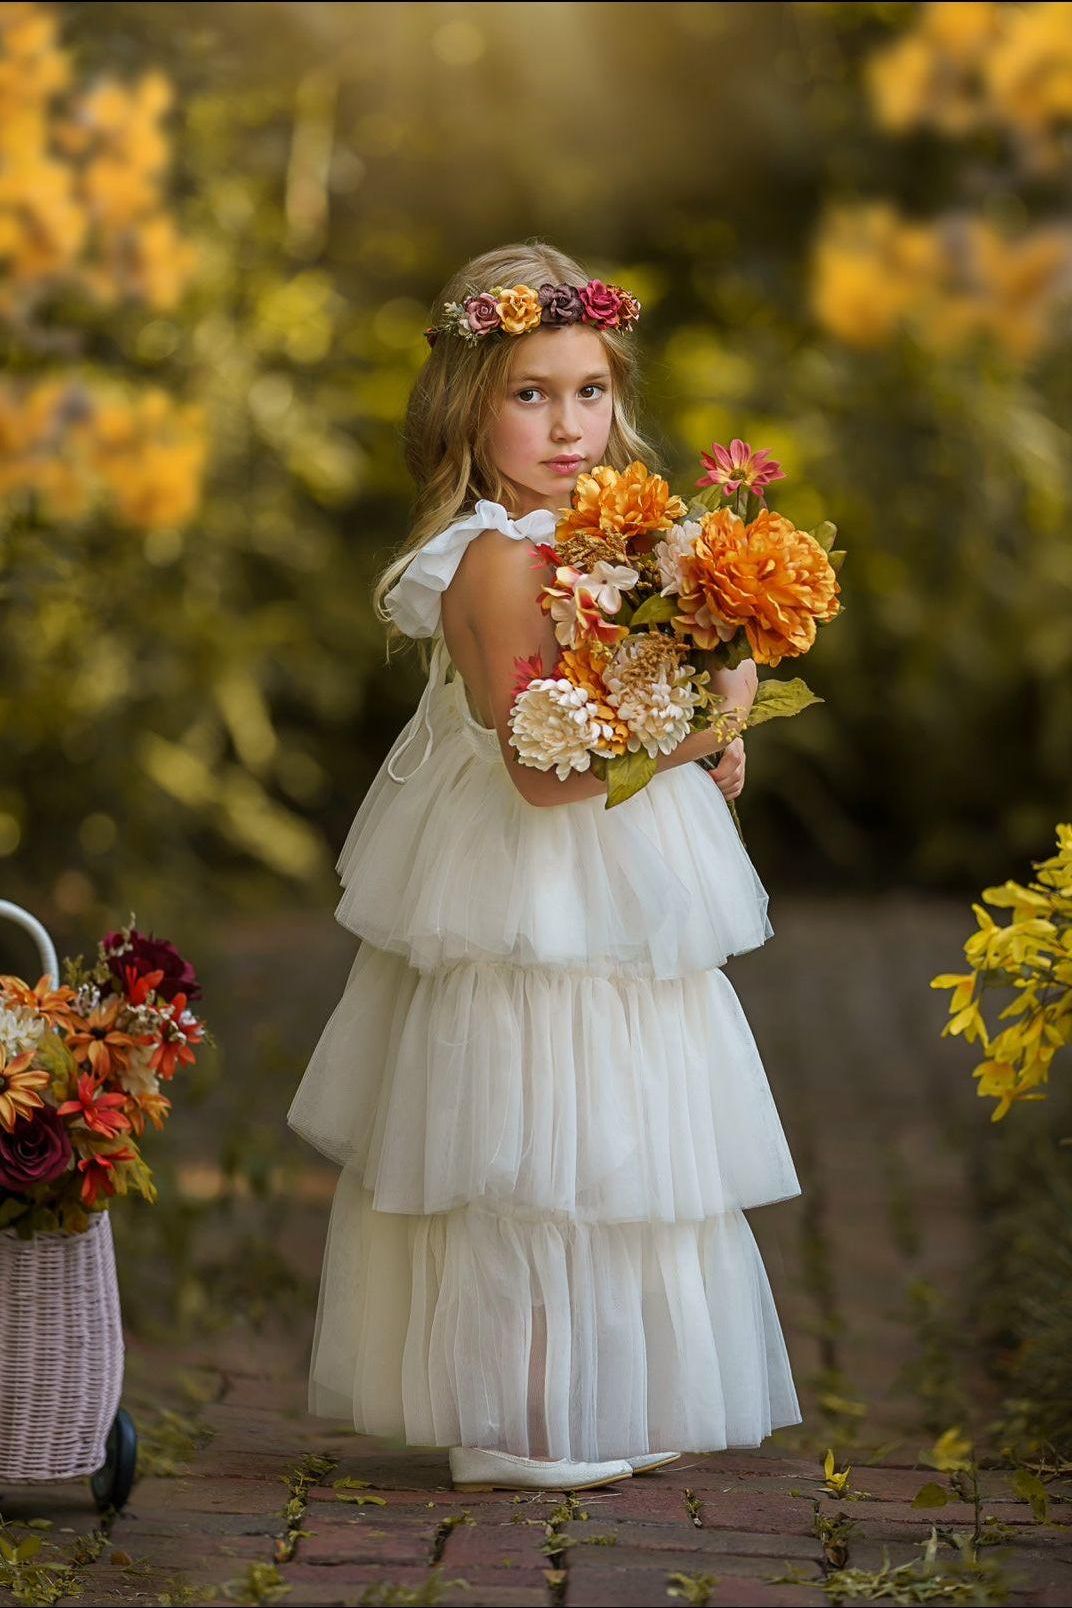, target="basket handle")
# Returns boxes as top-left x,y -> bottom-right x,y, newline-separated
0,901 -> 60,988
